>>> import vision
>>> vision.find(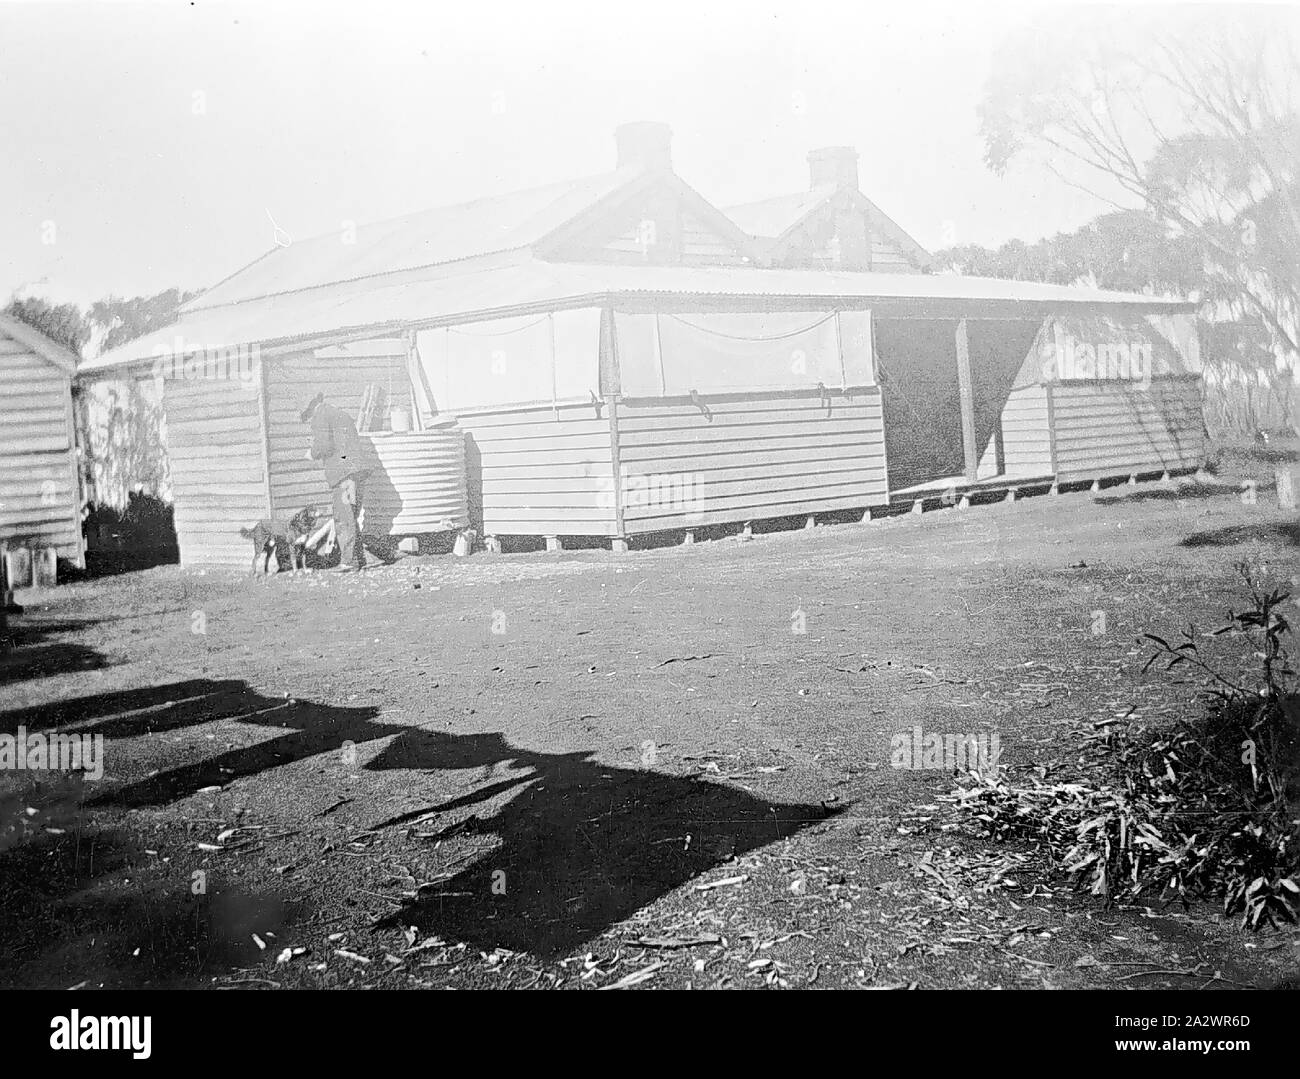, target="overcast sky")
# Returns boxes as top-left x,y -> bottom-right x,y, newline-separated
0,0 -> 1272,309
